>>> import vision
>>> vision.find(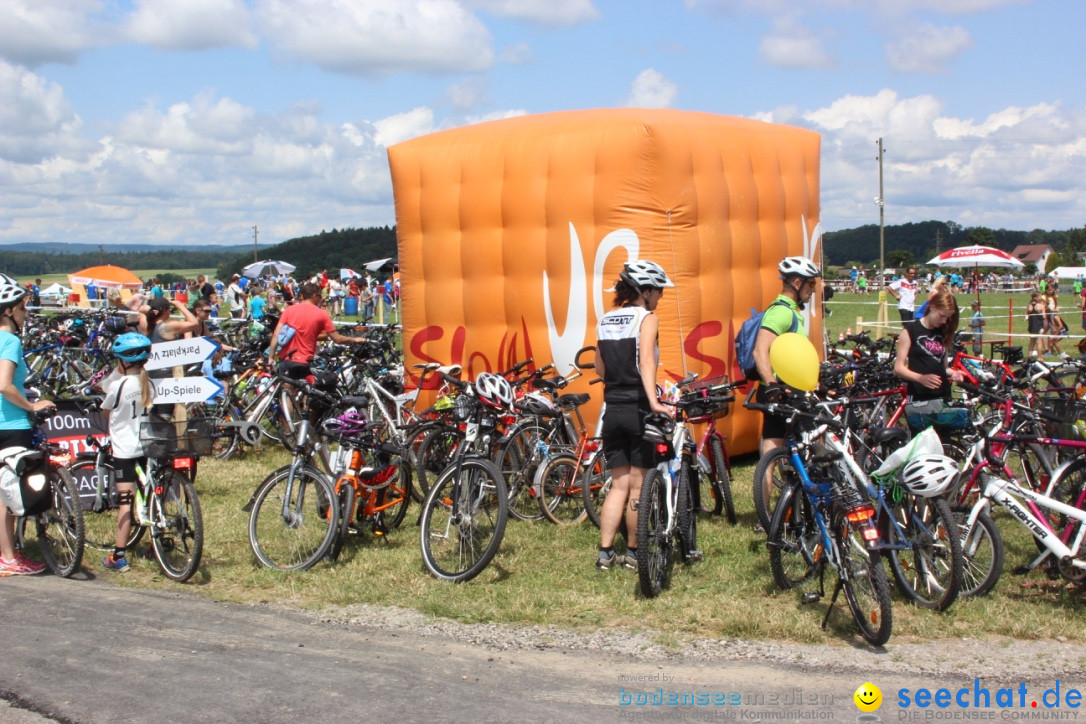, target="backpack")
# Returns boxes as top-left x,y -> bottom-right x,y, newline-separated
735,300 -> 799,381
